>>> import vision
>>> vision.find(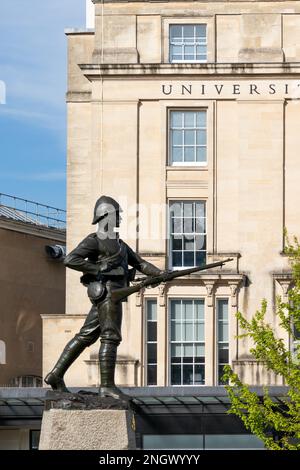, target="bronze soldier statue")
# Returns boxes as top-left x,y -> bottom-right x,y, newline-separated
45,196 -> 162,400
45,195 -> 232,400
